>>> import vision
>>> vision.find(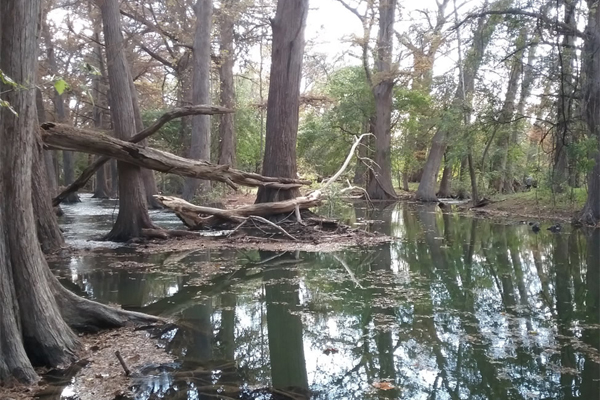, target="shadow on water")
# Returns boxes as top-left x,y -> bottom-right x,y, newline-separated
45,197 -> 600,399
